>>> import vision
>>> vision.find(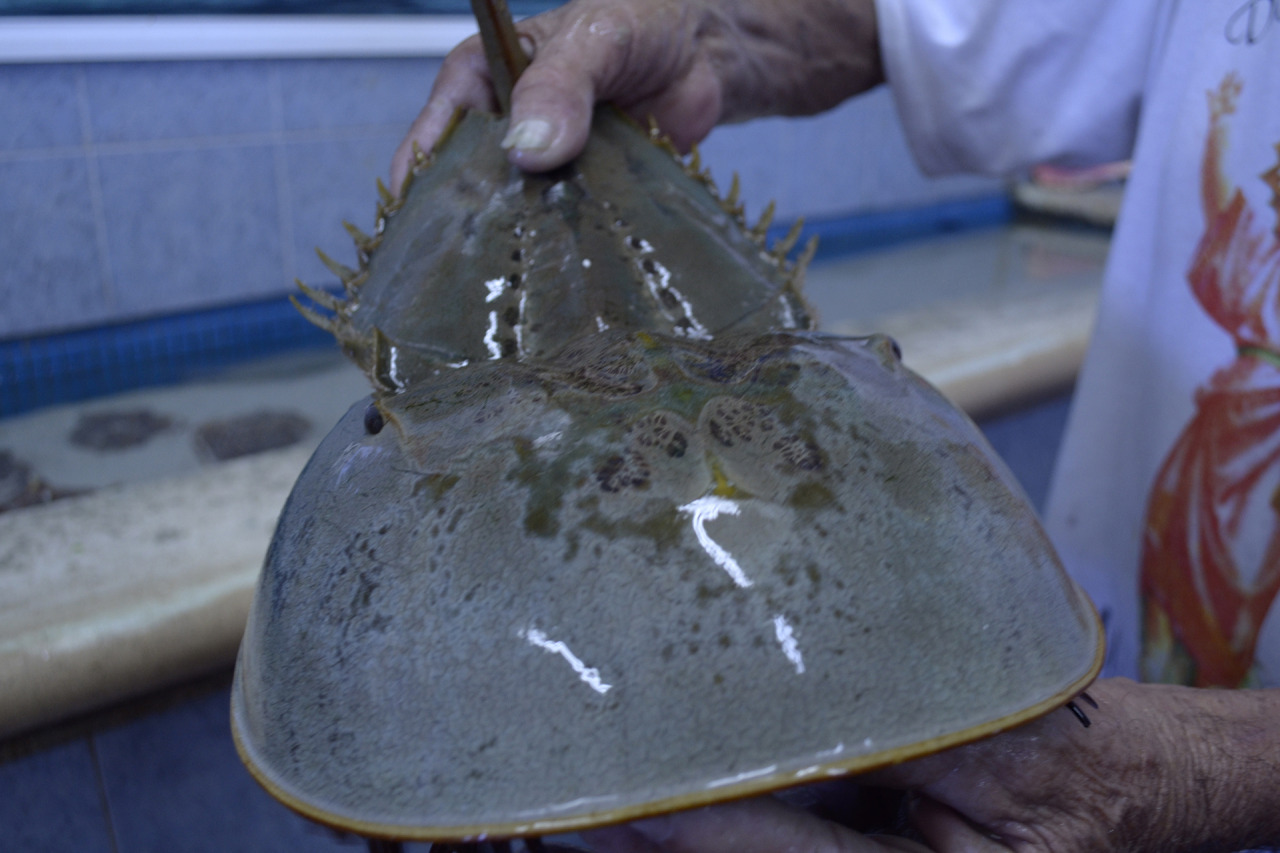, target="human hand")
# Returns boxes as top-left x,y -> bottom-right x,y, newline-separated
582,678 -> 1280,853
390,0 -> 883,191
